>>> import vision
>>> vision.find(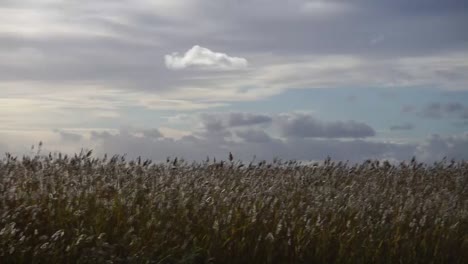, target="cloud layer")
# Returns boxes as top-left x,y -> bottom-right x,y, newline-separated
1,0 -> 467,162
